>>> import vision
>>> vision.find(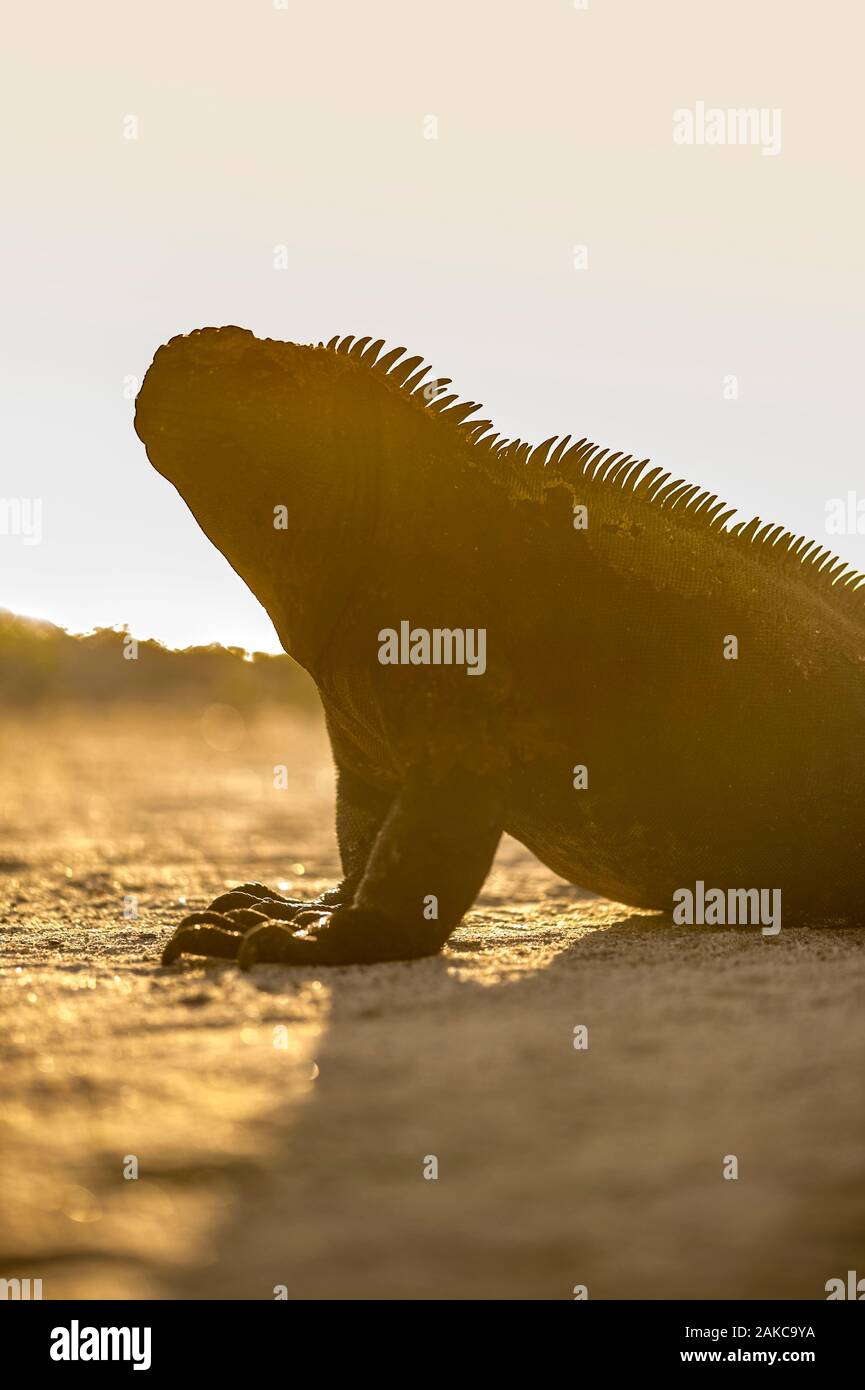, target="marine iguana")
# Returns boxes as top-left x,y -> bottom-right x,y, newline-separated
134,326 -> 865,967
